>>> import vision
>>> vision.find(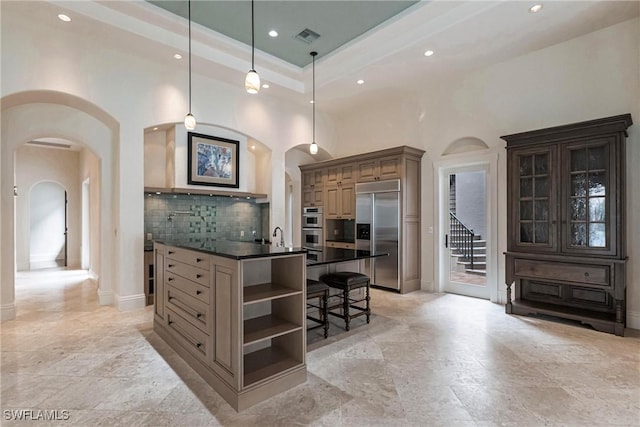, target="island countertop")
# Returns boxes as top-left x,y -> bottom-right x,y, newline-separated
306,246 -> 388,267
154,238 -> 306,260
